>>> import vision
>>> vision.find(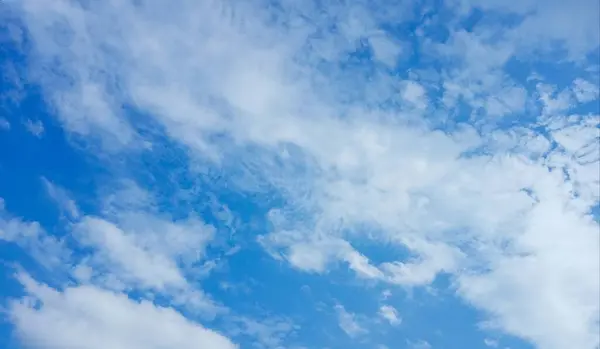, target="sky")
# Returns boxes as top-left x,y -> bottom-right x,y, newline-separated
0,1 -> 598,349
